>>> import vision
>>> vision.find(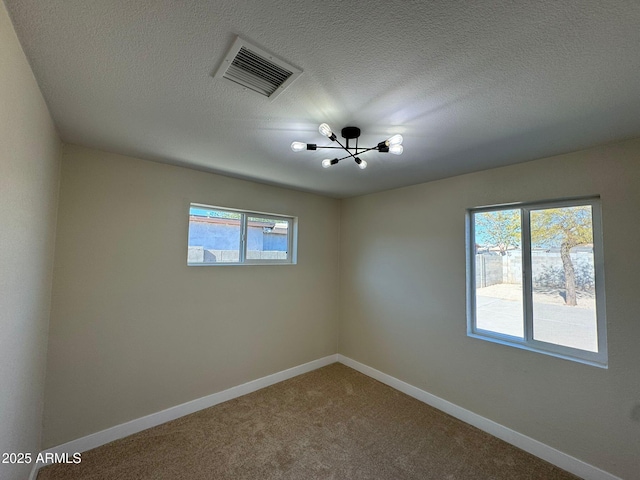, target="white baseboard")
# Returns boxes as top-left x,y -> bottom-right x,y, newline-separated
30,353 -> 619,480
337,354 -> 620,480
29,354 -> 338,480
